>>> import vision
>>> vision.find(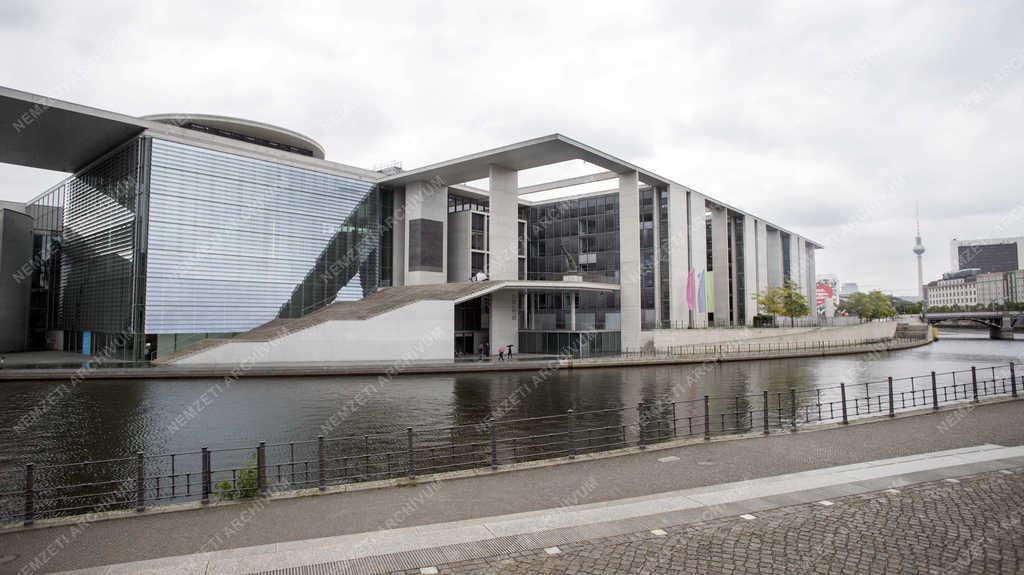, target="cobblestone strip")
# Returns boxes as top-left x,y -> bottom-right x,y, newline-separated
392,469 -> 1024,574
